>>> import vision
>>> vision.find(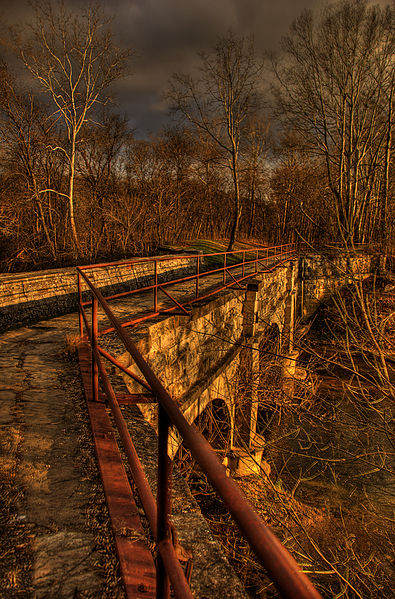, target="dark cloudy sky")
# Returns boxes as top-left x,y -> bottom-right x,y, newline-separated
0,0 -> 389,136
